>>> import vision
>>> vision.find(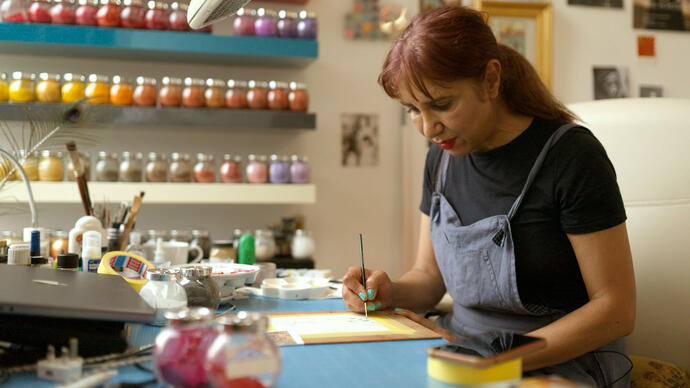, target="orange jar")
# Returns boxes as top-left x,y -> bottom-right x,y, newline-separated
85,74 -> 110,105
267,80 -> 289,111
61,73 -> 86,104
182,77 -> 205,108
35,73 -> 61,103
225,79 -> 247,109
288,81 -> 309,112
247,80 -> 268,110
160,76 -> 182,107
110,75 -> 133,106
204,78 -> 225,108
133,76 -> 157,107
